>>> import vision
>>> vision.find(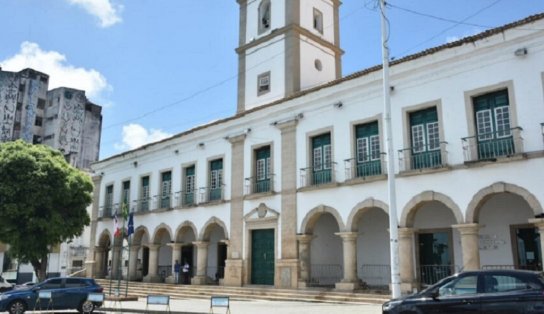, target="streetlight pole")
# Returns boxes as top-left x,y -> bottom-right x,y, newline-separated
380,0 -> 401,298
